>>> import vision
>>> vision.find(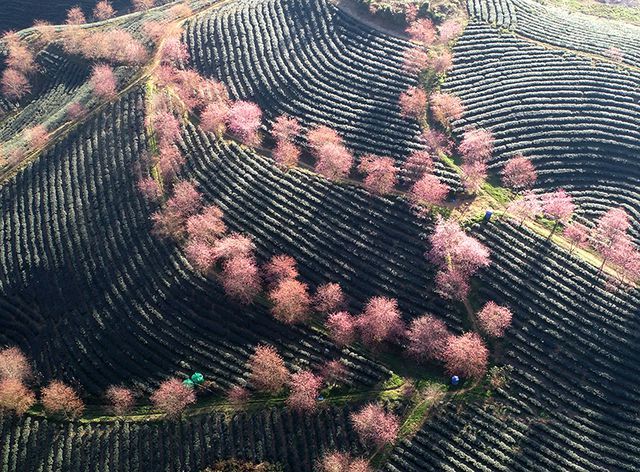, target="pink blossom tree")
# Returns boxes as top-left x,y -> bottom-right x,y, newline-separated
399,86 -> 428,119
93,0 -> 115,20
5,40 -> 36,75
429,92 -> 464,128
0,346 -> 31,381
160,37 -> 189,65
271,115 -> 301,142
263,254 -> 299,286
428,50 -> 454,75
105,386 -> 135,415
226,385 -> 250,408
152,181 -> 202,240
314,282 -> 345,314
227,101 -> 262,146
506,191 -> 542,226
186,205 -> 226,244
437,19 -> 464,43
151,110 -> 181,147
133,0 -> 156,11
212,233 -> 255,261
406,19 -> 437,45
458,128 -> 494,164
542,189 -> 575,232
402,150 -> 434,183
326,311 -> 357,347
307,125 -> 342,151
248,345 -> 289,393
184,239 -> 216,274
405,314 -> 451,363
221,255 -> 261,304
564,221 -> 589,254
273,140 -> 301,169
461,161 -> 487,194
151,378 -> 196,418
434,267 -> 470,301
66,102 -> 86,120
0,378 -> 35,415
357,297 -> 405,349
357,154 -> 398,195
477,301 -> 512,337
442,333 -> 489,380
402,47 -> 429,75
350,403 -> 399,447
410,173 -> 449,209
318,451 -> 372,472
41,381 -> 85,418
24,125 -> 49,150
287,370 -> 322,412
591,207 -> 631,269
321,360 -> 347,386
501,155 -> 537,190
314,143 -> 354,181
421,129 -> 453,156
269,278 -> 312,324
1,69 -> 31,99
89,64 -> 117,99
66,7 -> 86,25
200,101 -> 230,137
